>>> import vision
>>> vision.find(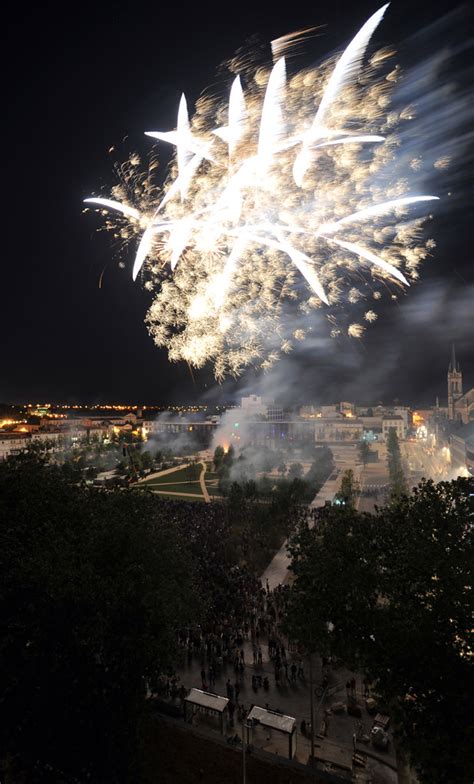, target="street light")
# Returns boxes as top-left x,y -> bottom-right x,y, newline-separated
242,717 -> 252,784
309,652 -> 315,762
